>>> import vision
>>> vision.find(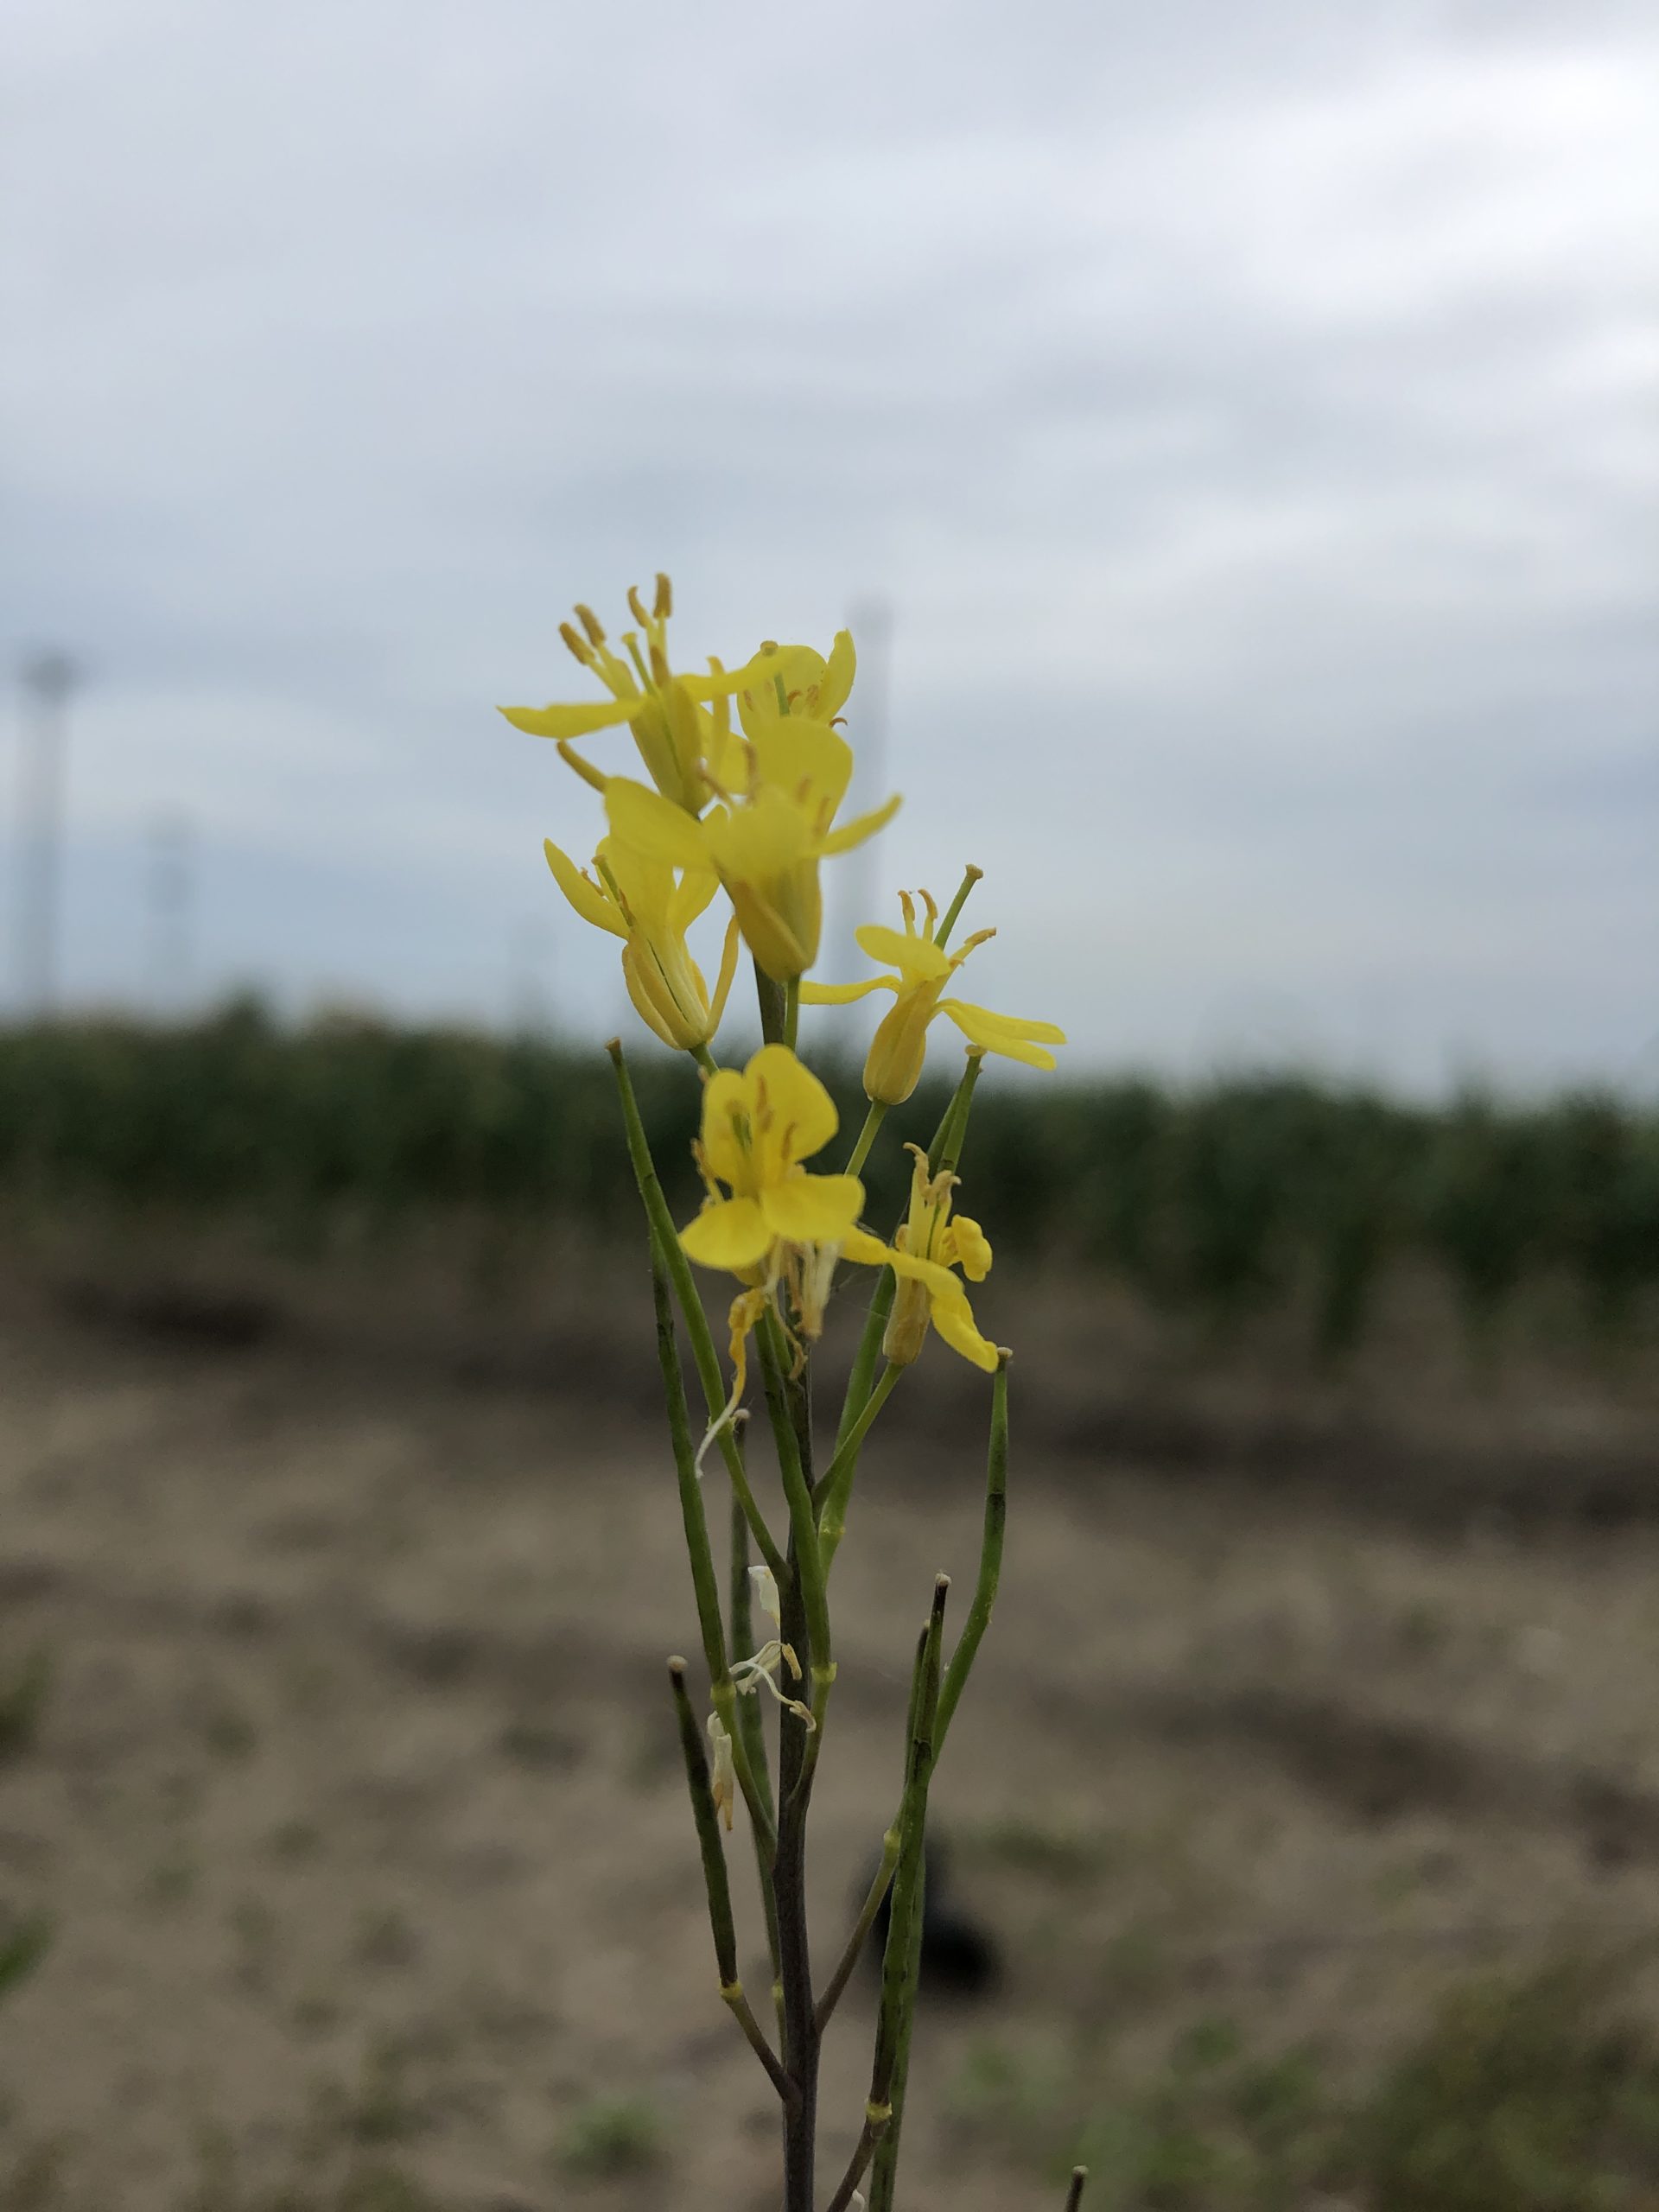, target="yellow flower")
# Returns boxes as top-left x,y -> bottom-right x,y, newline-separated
499,576 -> 754,814
605,704 -> 899,983
679,1045 -> 866,1410
499,579 -> 856,823
844,1144 -> 999,1371
543,835 -> 741,1053
803,887 -> 1066,1104
681,1042 -> 864,1279
733,632 -> 858,738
